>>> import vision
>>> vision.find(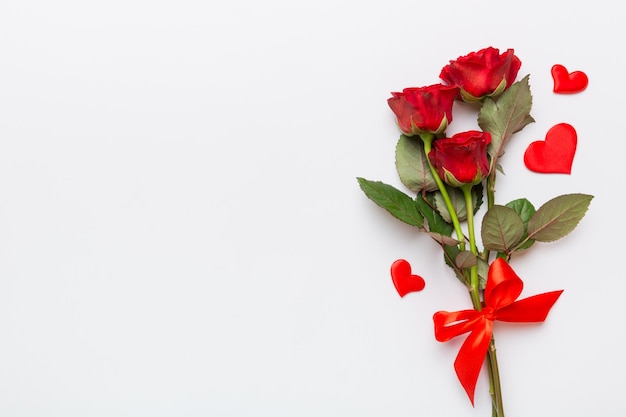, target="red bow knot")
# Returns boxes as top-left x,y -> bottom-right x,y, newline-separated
433,258 -> 563,405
